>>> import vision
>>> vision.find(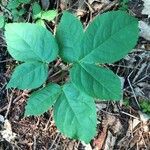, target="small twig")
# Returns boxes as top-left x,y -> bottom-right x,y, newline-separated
98,0 -> 118,14
33,135 -> 37,150
13,90 -> 30,103
5,90 -> 14,118
0,105 -> 8,113
132,122 -> 150,134
109,63 -> 139,69
49,70 -> 63,78
120,111 -> 140,120
141,134 -> 148,150
12,95 -> 23,104
132,63 -> 147,83
0,82 -> 7,92
0,90 -> 29,115
65,0 -> 82,11
48,133 -> 60,150
45,22 -> 54,33
54,0 -> 60,27
101,109 -> 119,116
44,112 -> 53,130
26,6 -> 32,22
36,117 -> 40,126
84,1 -> 94,13
127,72 -> 141,109
134,74 -> 150,85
